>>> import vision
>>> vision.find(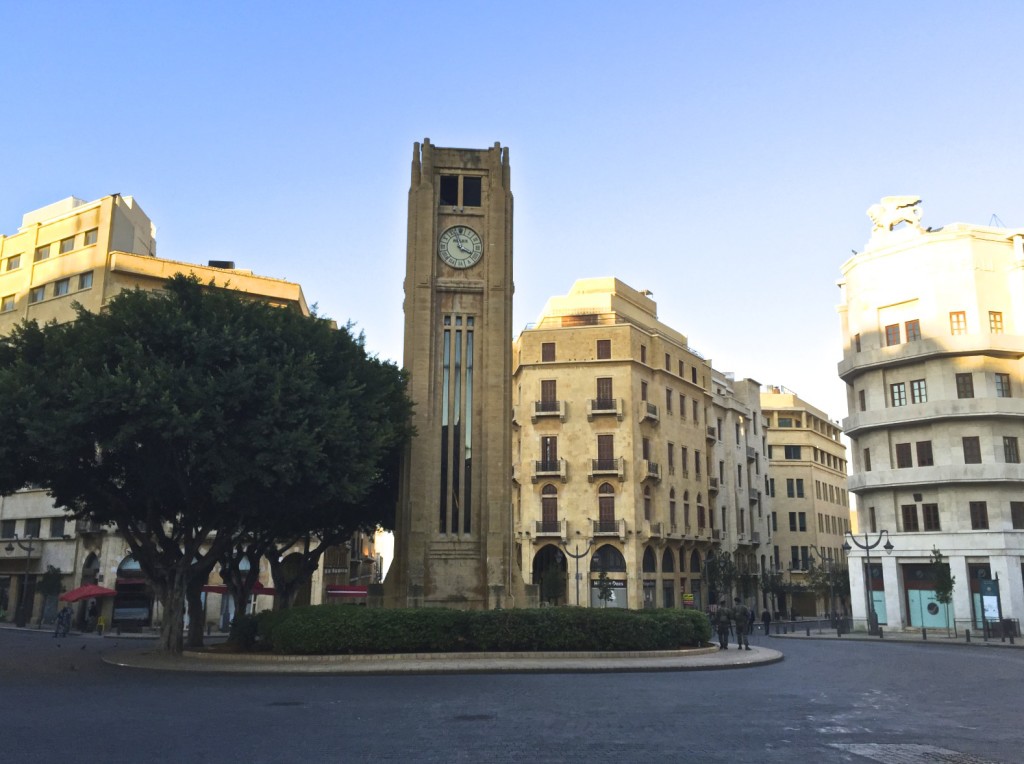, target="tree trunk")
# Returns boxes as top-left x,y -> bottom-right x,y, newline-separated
185,583 -> 206,649
157,576 -> 186,656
